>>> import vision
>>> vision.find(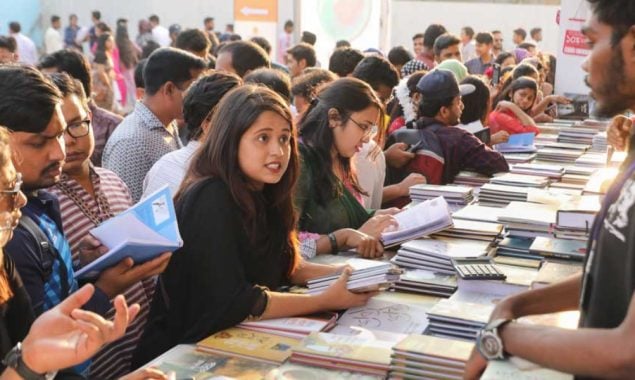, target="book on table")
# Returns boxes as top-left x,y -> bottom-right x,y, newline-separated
494,132 -> 536,153
196,327 -> 300,365
290,332 -> 394,377
556,195 -> 601,232
390,334 -> 474,380
409,184 -> 474,205
238,312 -> 337,339
532,260 -> 583,289
529,237 -> 587,261
393,269 -> 457,297
425,298 -> 493,341
431,219 -> 504,242
306,258 -> 401,294
337,297 -> 430,335
381,196 -> 453,247
481,359 -> 573,380
74,185 -> 183,279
